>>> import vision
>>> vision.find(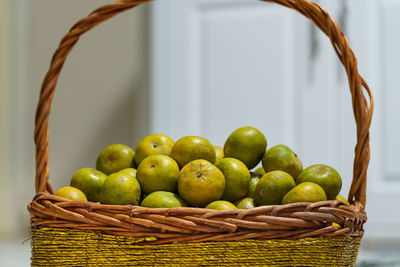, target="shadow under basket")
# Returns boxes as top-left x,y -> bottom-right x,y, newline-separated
28,0 -> 373,266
